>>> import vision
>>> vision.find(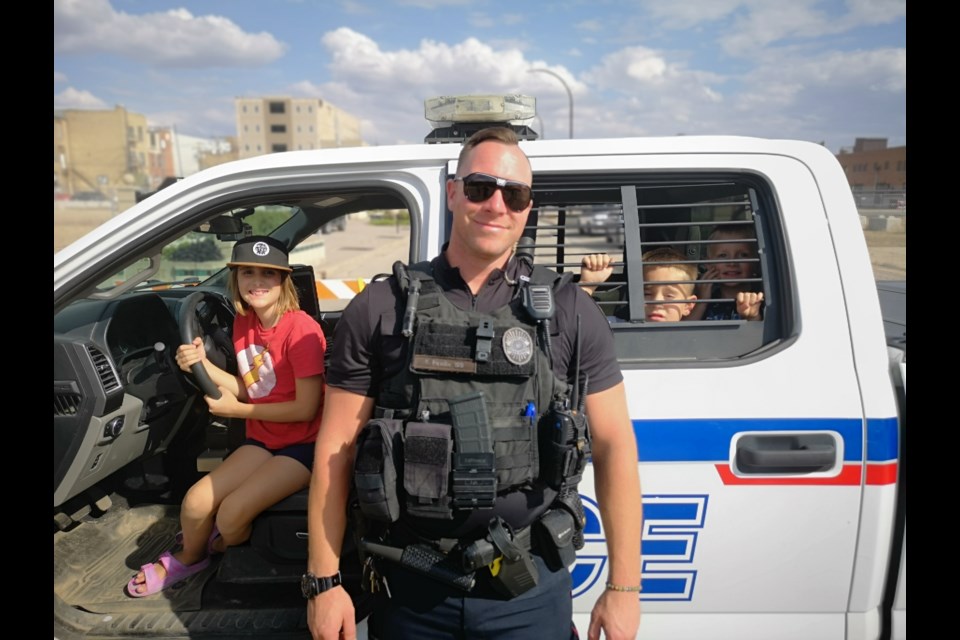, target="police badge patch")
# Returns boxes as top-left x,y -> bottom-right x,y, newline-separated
502,327 -> 534,366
